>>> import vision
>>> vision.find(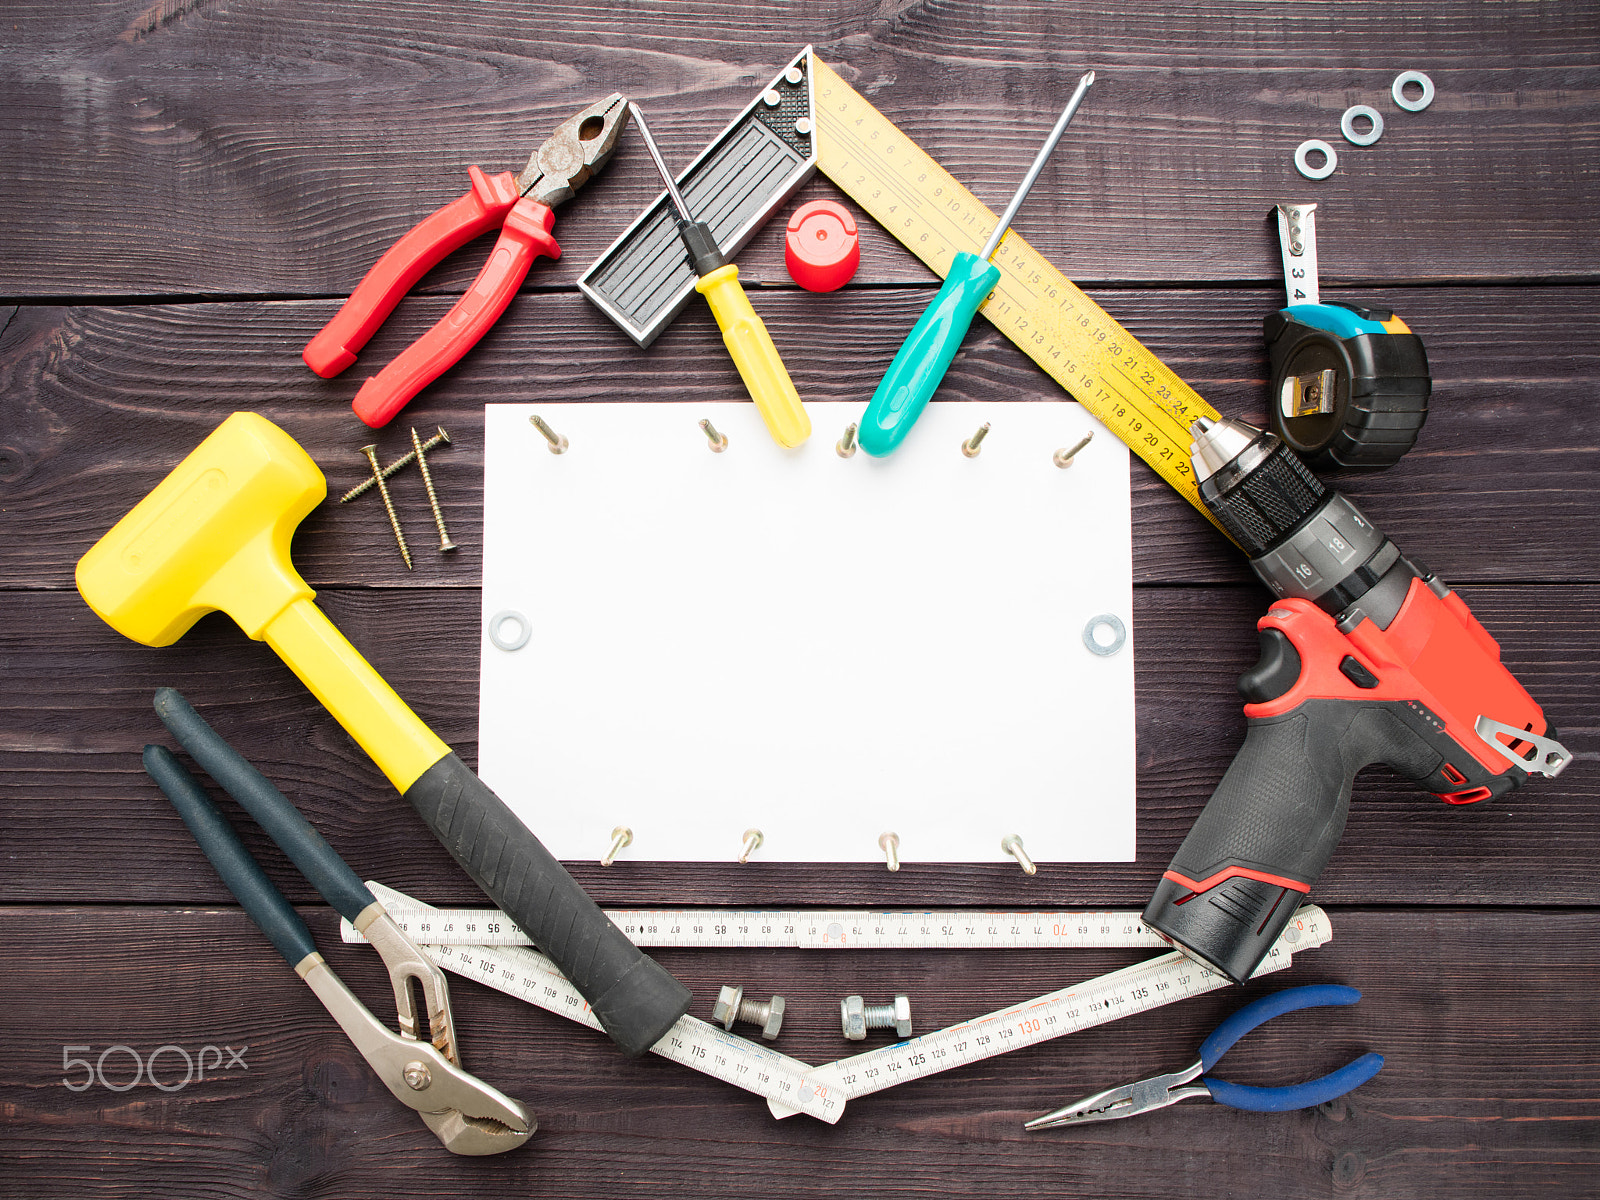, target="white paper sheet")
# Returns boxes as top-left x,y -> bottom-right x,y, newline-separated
478,401 -> 1135,865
